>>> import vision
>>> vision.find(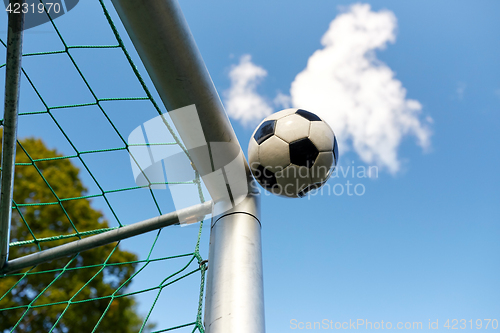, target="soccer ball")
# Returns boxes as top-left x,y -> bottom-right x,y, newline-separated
248,108 -> 338,198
